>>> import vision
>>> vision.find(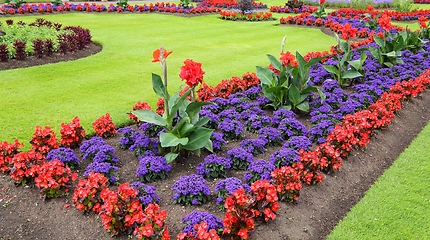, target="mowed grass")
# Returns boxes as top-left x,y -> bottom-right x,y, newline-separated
328,122 -> 430,239
0,12 -> 335,144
